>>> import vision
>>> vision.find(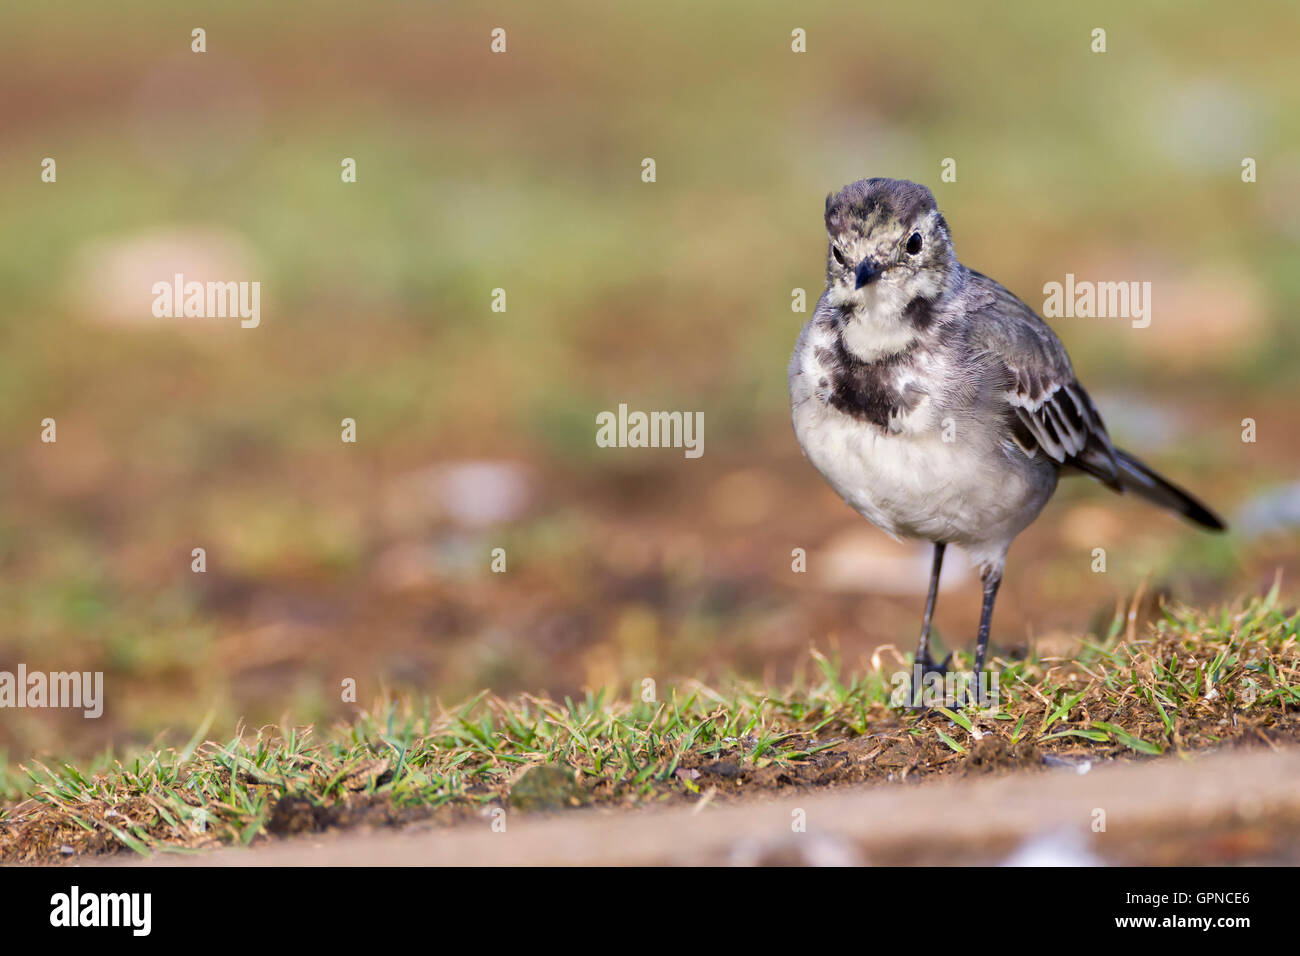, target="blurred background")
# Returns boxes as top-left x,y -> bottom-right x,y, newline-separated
0,0 -> 1297,773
